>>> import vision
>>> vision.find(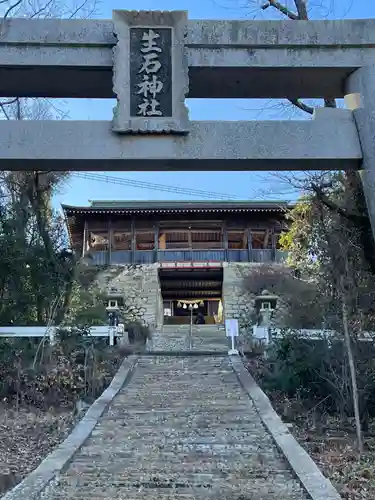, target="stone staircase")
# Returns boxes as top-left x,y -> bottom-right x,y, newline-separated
149,324 -> 229,352
42,356 -> 309,500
